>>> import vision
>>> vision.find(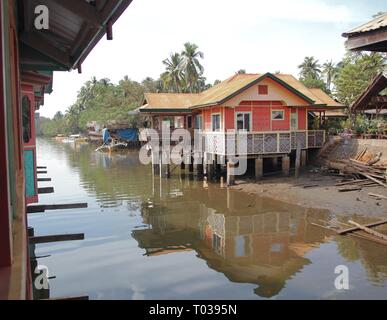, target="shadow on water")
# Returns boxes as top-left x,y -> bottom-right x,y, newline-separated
31,138 -> 387,299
